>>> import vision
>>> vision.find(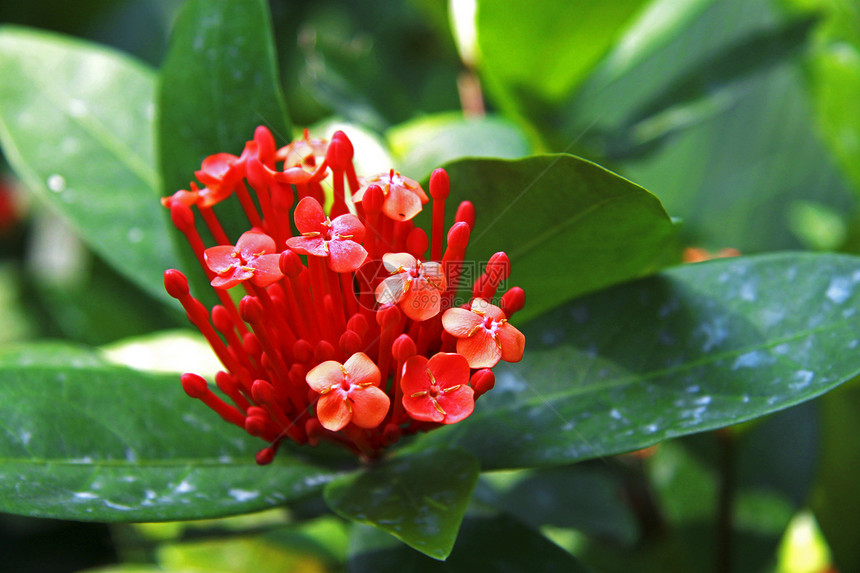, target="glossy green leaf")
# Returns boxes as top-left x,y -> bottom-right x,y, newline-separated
0,343 -> 336,522
437,155 -> 678,322
416,252 -> 860,470
476,0 -> 649,108
158,0 -> 291,198
387,113 -> 532,180
324,450 -> 479,561
0,26 -> 180,304
347,515 -> 589,572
